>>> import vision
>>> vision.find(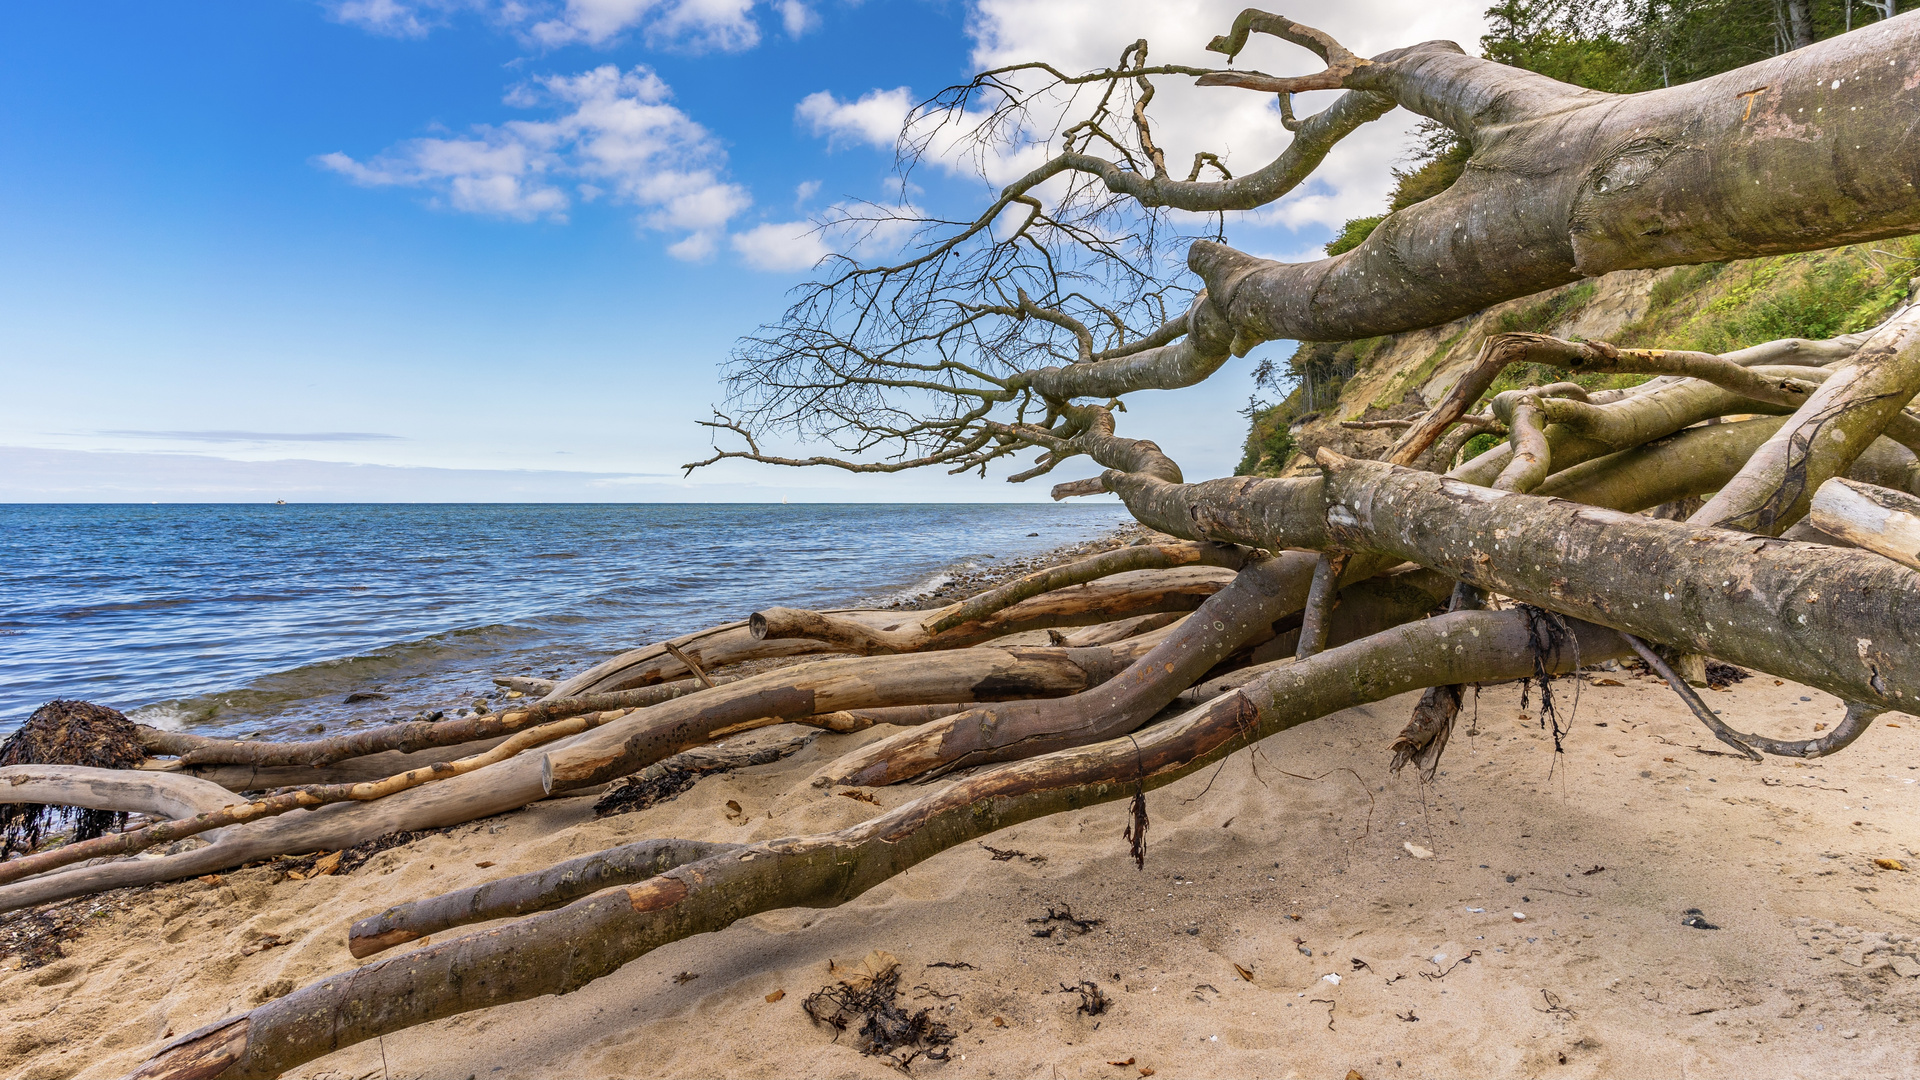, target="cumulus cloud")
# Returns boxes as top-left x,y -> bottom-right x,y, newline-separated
529,0 -> 760,50
318,64 -> 749,253
327,0 -> 783,51
323,0 -> 457,37
731,220 -> 831,270
774,0 -> 817,37
796,87 -> 914,150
